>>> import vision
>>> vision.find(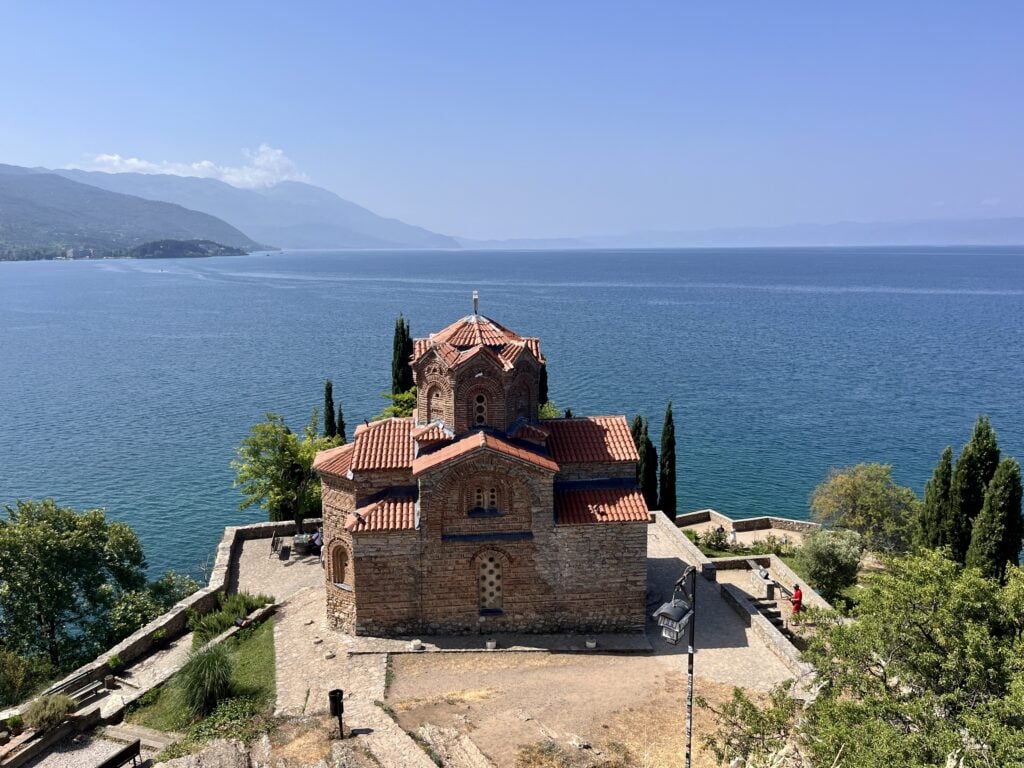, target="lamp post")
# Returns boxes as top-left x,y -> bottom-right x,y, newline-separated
652,565 -> 697,768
